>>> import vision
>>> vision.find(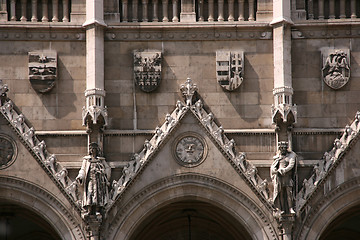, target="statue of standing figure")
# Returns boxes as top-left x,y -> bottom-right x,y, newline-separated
270,141 -> 297,214
76,142 -> 111,218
